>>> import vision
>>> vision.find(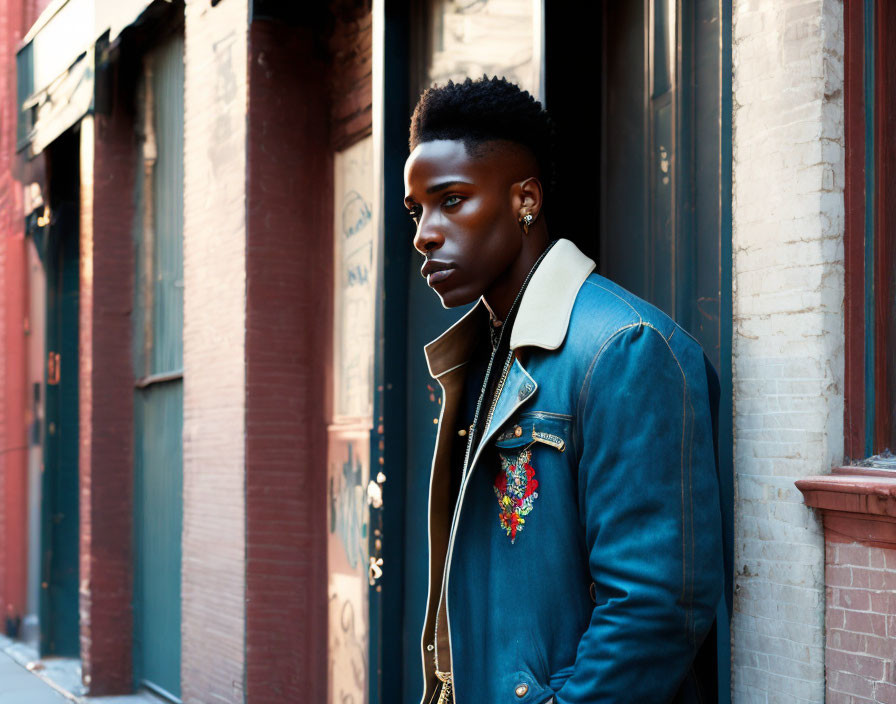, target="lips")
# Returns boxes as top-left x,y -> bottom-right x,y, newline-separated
421,260 -> 455,287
